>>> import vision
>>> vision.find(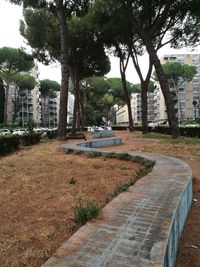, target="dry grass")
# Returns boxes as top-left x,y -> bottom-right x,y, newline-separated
0,141 -> 142,267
